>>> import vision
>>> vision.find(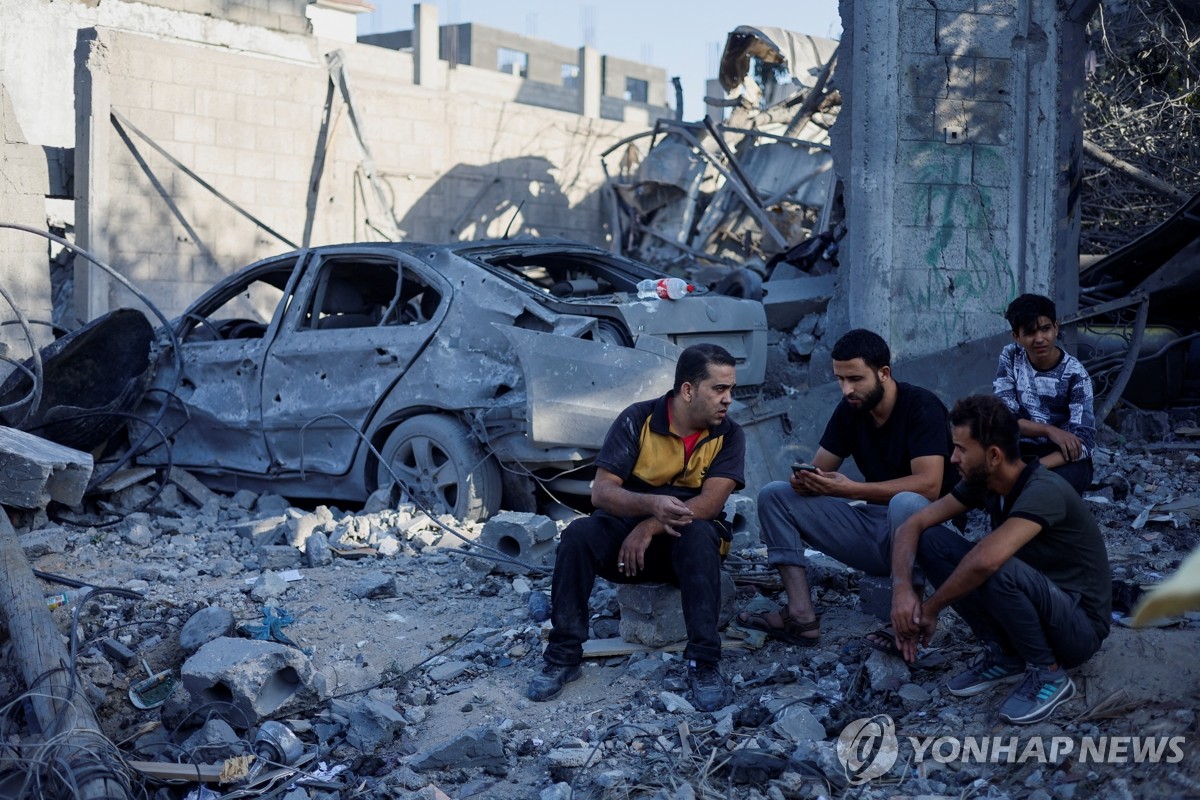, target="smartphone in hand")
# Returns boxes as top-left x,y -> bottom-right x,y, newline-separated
792,462 -> 818,475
